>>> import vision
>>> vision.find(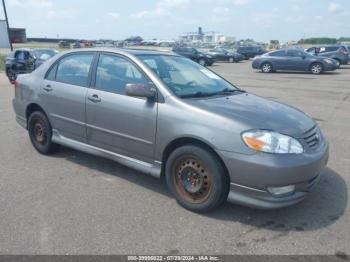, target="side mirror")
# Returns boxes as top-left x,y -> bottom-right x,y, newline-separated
125,83 -> 156,99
